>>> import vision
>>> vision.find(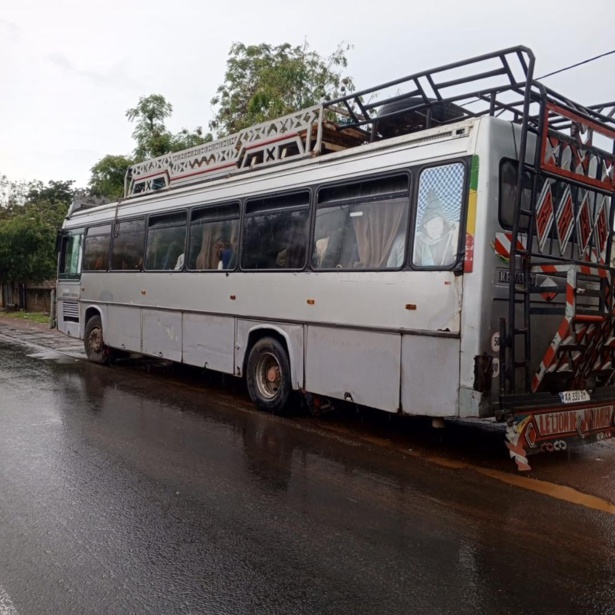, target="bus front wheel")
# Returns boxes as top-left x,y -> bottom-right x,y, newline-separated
246,337 -> 292,414
84,315 -> 109,365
